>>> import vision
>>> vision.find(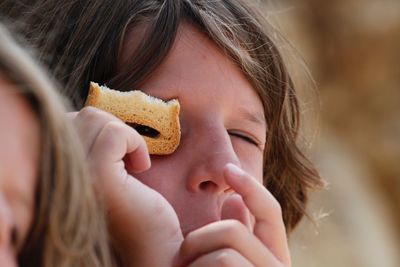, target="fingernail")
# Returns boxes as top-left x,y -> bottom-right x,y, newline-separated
226,163 -> 245,178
